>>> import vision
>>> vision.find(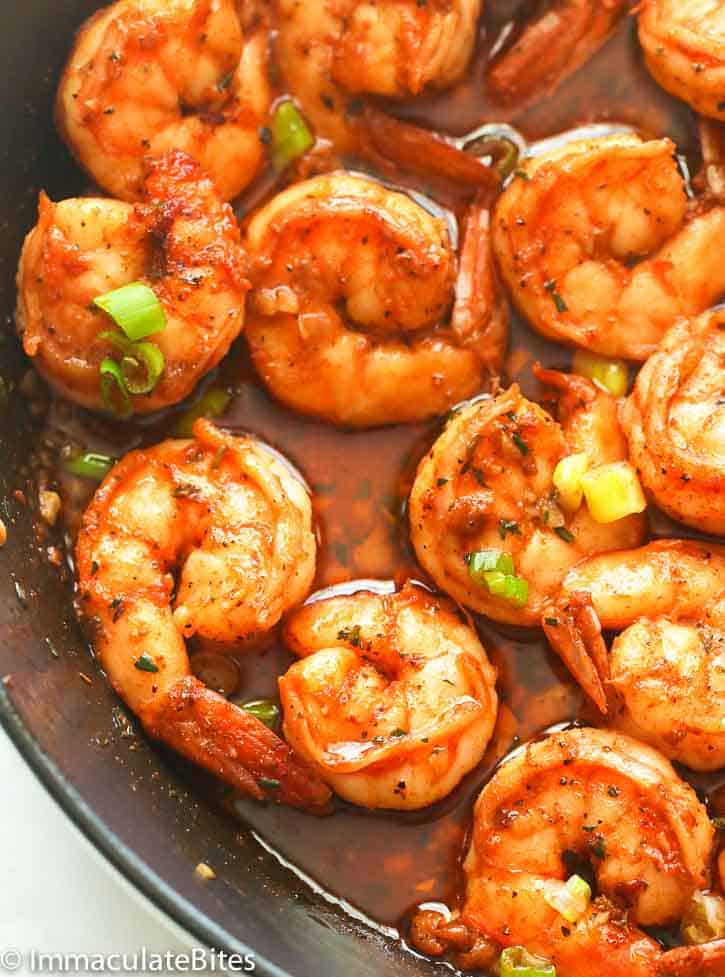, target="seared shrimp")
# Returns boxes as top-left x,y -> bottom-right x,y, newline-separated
409,367 -> 646,627
245,172 -> 507,428
622,310 -> 725,536
278,582 -> 498,810
488,0 -> 629,109
76,419 -> 328,809
457,728 -> 720,977
639,0 -> 725,122
57,0 -> 271,201
493,134 -> 725,360
274,0 -> 481,152
16,151 -> 247,415
545,540 -> 725,771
